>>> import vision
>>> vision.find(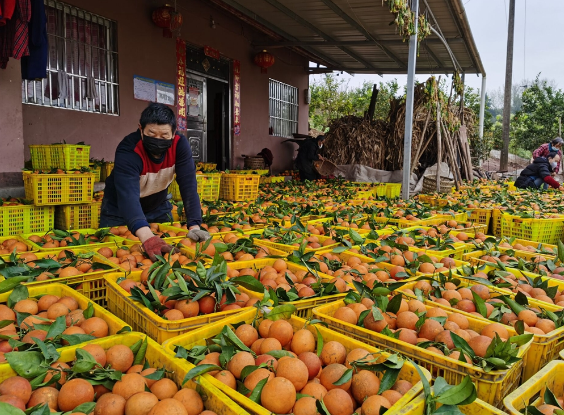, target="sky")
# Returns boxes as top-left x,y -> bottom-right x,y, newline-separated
311,0 -> 564,95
